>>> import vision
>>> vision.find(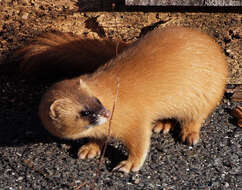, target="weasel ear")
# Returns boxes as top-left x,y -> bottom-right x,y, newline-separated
79,79 -> 88,89
49,98 -> 72,120
79,79 -> 92,94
